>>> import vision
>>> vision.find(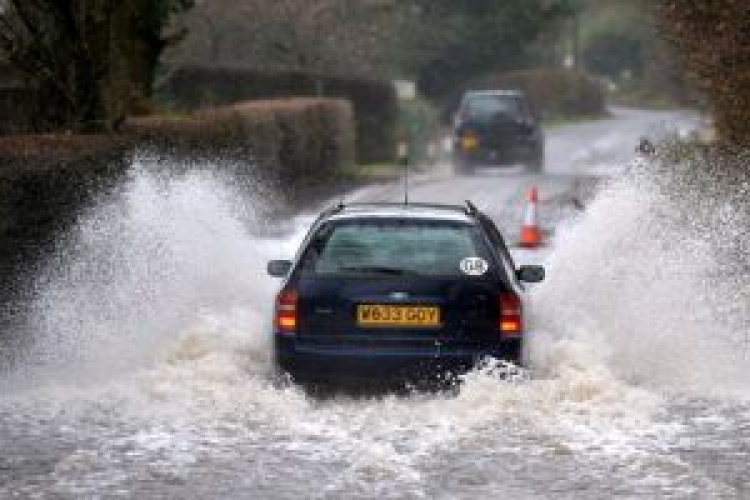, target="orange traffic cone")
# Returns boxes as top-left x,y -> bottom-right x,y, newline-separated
519,186 -> 542,248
